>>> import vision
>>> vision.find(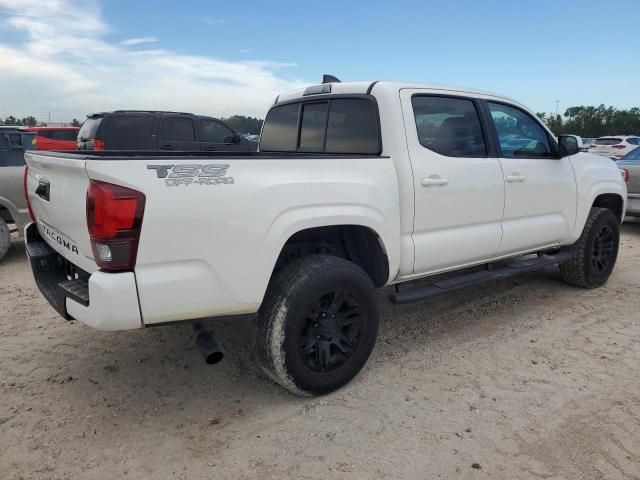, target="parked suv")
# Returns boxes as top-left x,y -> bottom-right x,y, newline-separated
26,126 -> 79,151
0,128 -> 36,261
77,111 -> 258,152
589,135 -> 640,159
